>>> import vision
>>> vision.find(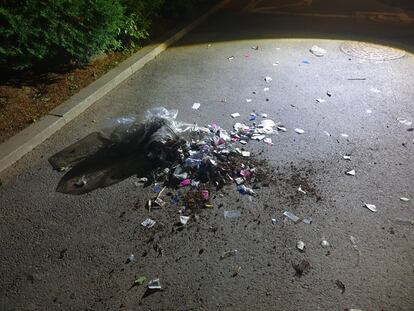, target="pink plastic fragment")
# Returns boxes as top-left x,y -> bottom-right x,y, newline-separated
201,190 -> 209,200
240,170 -> 251,177
180,179 -> 191,187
